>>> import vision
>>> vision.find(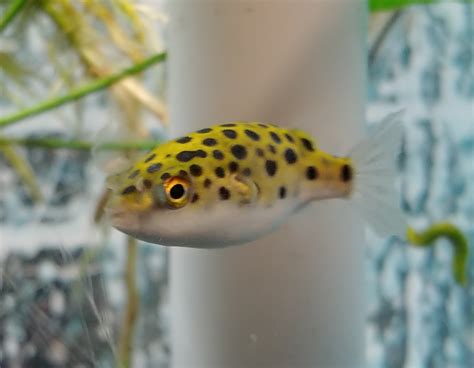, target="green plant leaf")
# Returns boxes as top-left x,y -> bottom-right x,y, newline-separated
0,52 -> 167,129
0,136 -> 160,151
370,0 -> 455,11
0,0 -> 29,33
0,144 -> 43,202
